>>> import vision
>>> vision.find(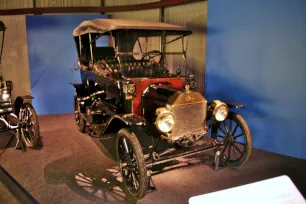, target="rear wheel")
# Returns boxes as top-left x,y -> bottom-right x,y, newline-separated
74,94 -> 85,133
211,112 -> 252,167
116,128 -> 148,200
19,103 -> 40,148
